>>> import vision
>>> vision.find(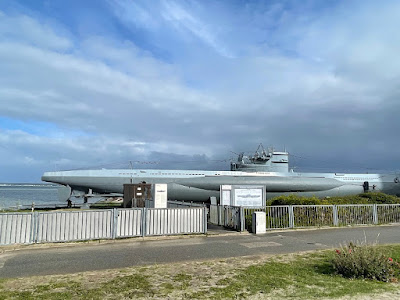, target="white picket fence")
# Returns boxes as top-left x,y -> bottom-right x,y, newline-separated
210,204 -> 400,232
145,199 -> 206,208
0,213 -> 33,245
0,207 -> 207,246
35,210 -> 115,243
145,208 -> 205,236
